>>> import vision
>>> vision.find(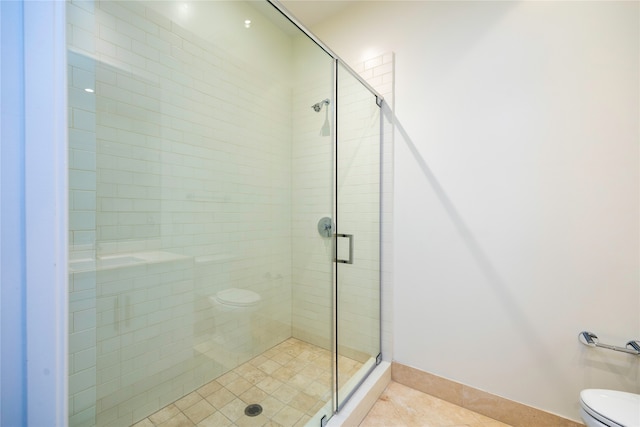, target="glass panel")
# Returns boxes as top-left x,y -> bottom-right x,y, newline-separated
335,62 -> 381,409
67,1 -> 335,425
